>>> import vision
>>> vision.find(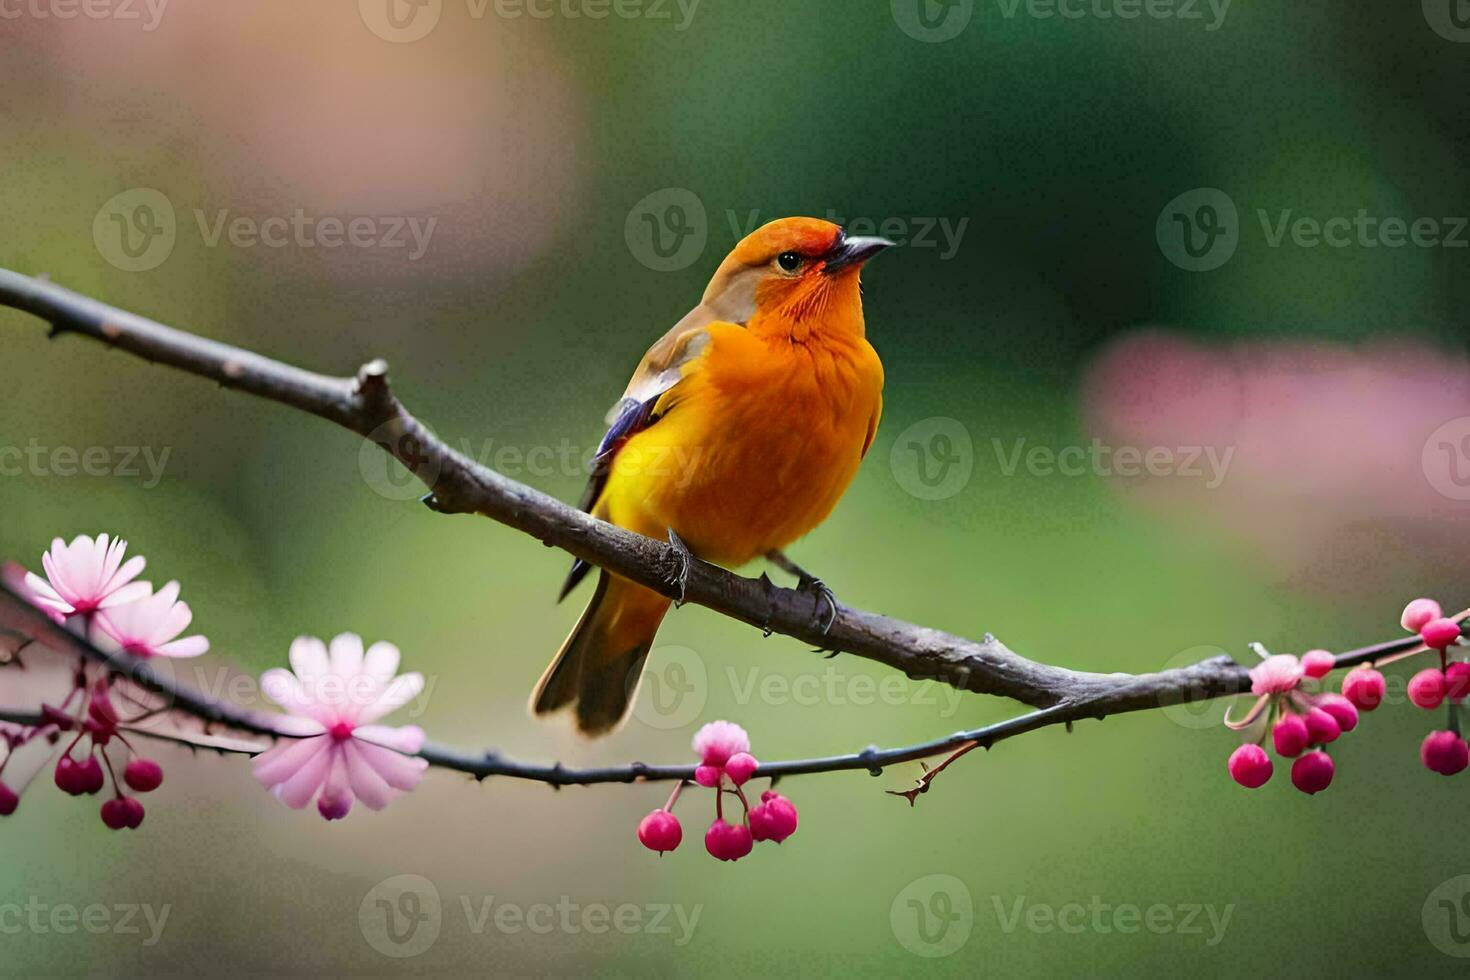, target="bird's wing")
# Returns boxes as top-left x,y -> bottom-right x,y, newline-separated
558,304 -> 717,601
